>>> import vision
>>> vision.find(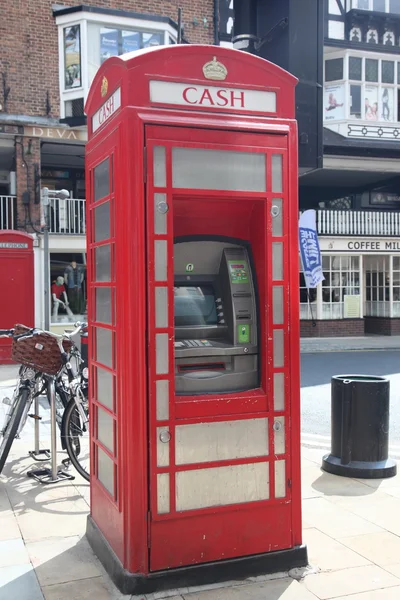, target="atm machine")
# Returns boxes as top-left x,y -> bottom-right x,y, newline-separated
174,240 -> 258,394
